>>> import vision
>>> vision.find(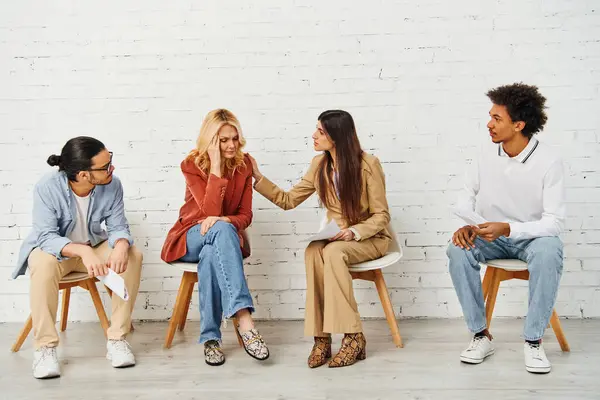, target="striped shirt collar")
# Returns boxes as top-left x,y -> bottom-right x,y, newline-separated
497,137 -> 539,164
